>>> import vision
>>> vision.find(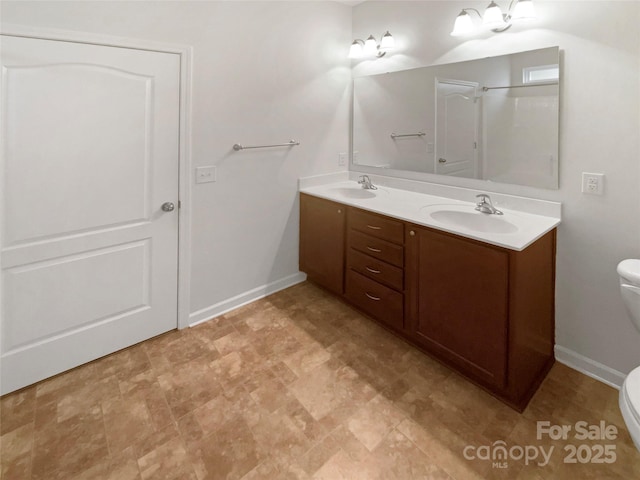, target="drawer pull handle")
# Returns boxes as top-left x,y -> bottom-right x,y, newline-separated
366,246 -> 382,253
367,225 -> 382,230
365,266 -> 381,274
365,292 -> 381,301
